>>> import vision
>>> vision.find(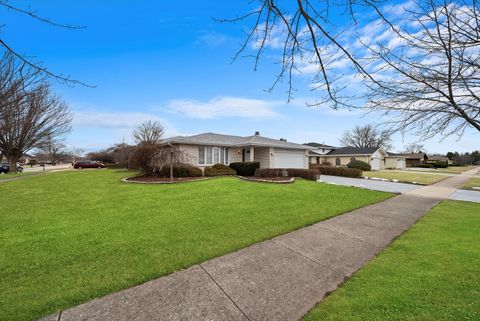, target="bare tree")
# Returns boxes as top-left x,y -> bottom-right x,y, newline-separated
0,1 -> 88,86
150,144 -> 192,179
132,120 -> 165,145
0,53 -> 71,173
229,0 -> 480,139
37,137 -> 66,164
365,0 -> 480,139
403,143 -> 425,154
340,124 -> 393,150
